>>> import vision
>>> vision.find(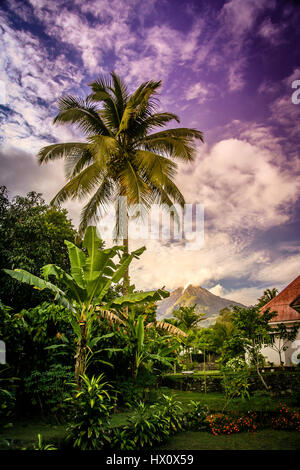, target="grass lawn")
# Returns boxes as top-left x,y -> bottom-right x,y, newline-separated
165,370 -> 221,379
1,388 -> 299,450
2,421 -> 300,451
0,410 -> 133,449
159,430 -> 300,450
